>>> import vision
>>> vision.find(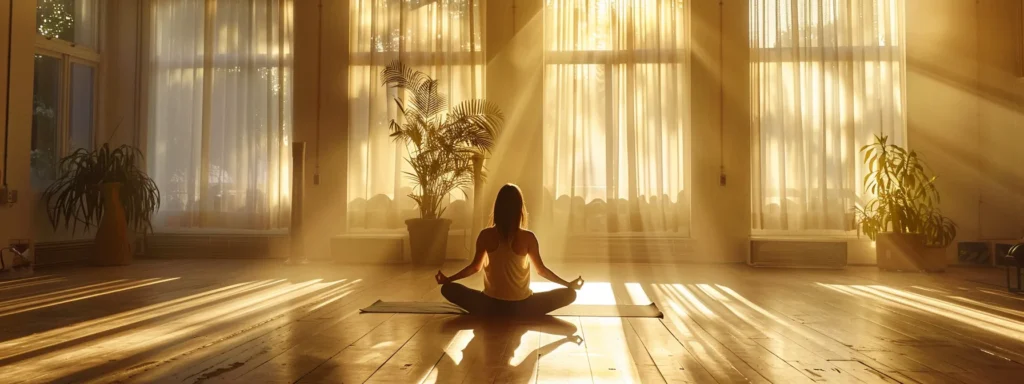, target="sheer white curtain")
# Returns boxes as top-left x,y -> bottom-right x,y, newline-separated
347,0 -> 483,231
750,0 -> 905,232
543,0 -> 690,235
148,0 -> 294,230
